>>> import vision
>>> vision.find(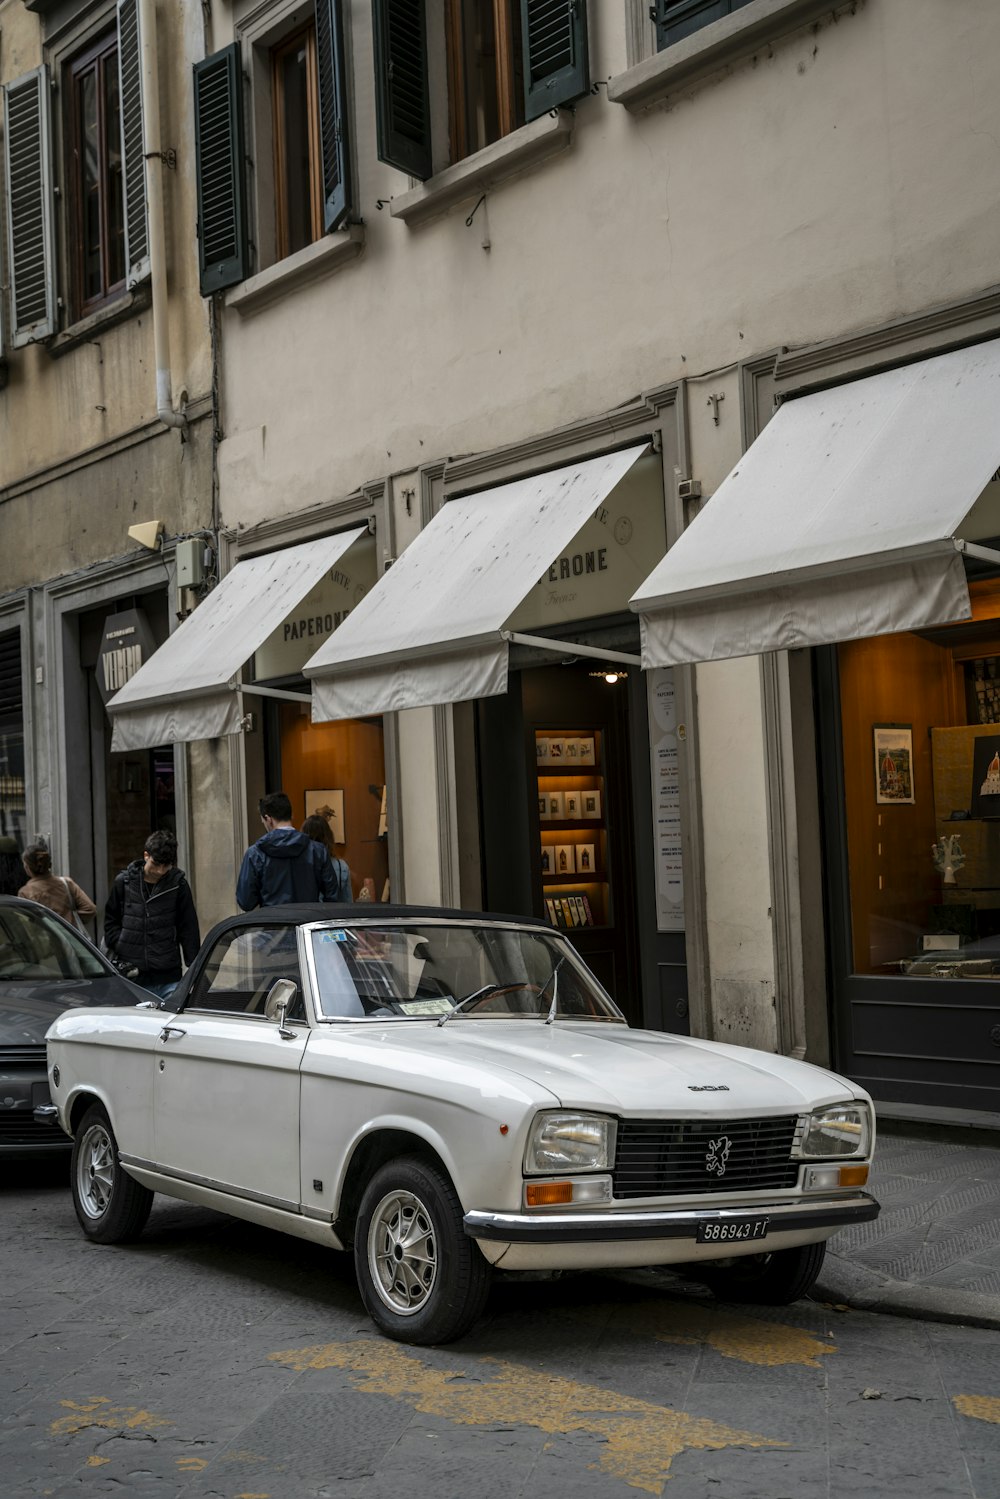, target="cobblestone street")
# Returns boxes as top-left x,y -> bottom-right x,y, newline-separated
3,1160 -> 998,1499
